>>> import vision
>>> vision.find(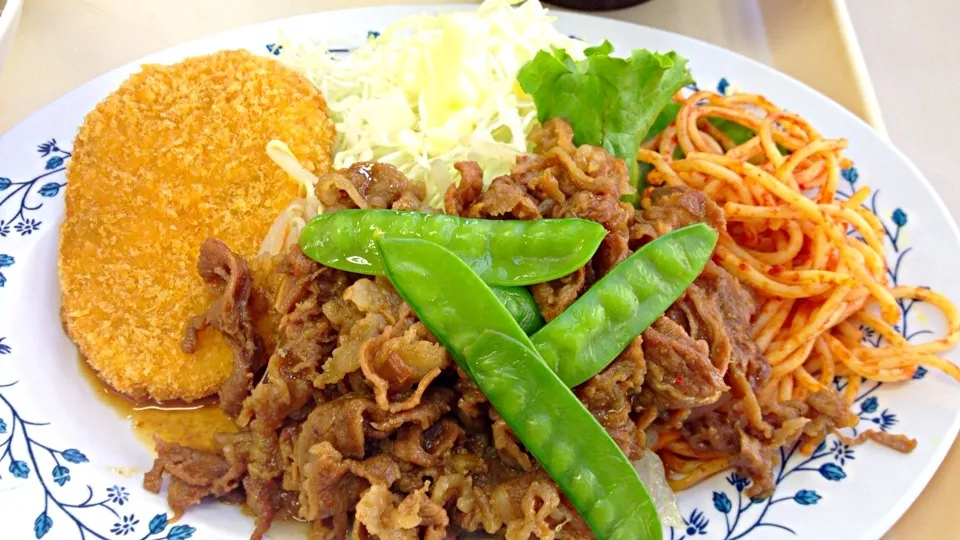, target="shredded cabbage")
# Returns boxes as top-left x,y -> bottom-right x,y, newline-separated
277,0 -> 586,207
